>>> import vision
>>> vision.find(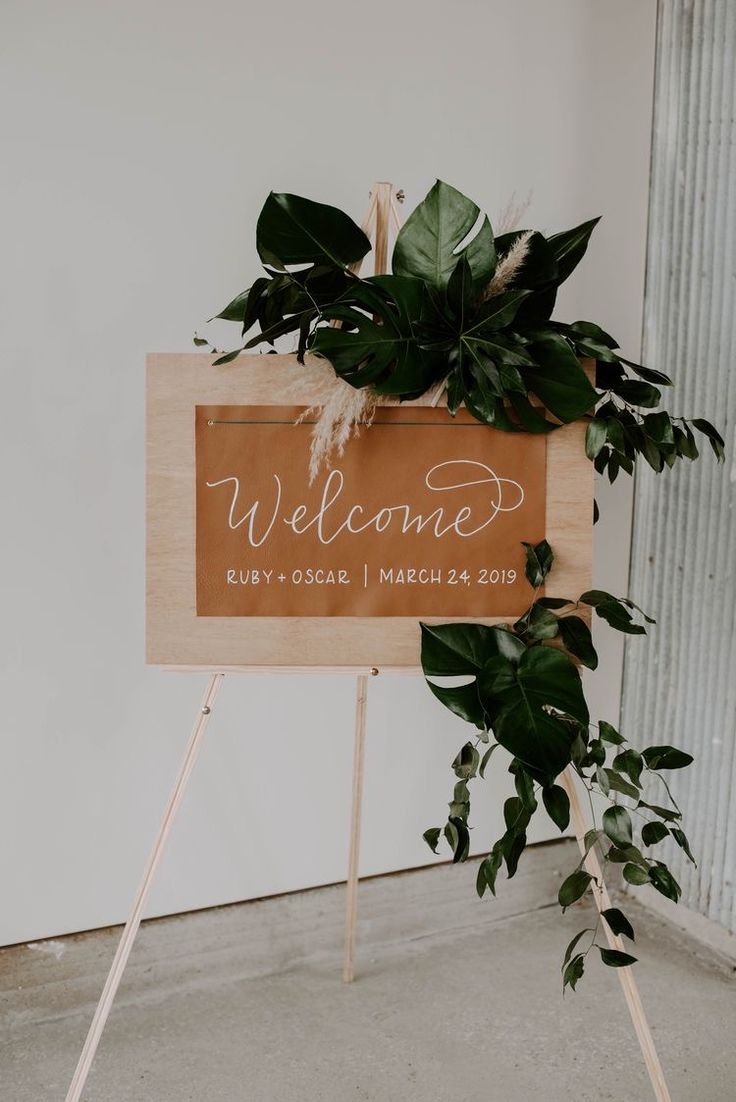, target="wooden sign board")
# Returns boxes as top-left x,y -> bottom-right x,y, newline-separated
147,354 -> 593,669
